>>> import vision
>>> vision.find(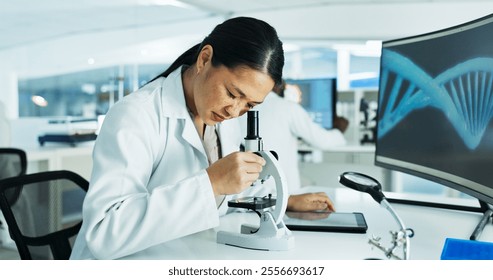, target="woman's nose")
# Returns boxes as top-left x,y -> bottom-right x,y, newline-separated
225,102 -> 241,118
